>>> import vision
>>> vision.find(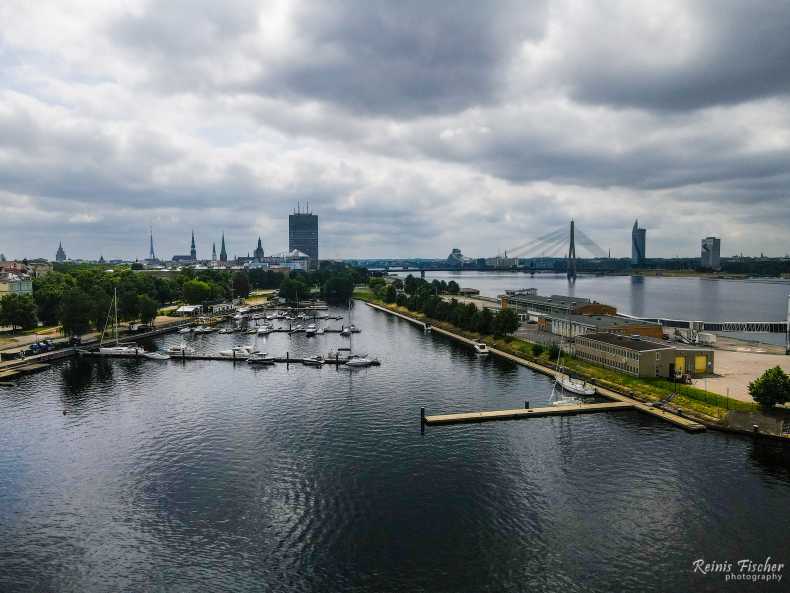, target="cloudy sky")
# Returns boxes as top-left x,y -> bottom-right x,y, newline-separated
1,0 -> 789,261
